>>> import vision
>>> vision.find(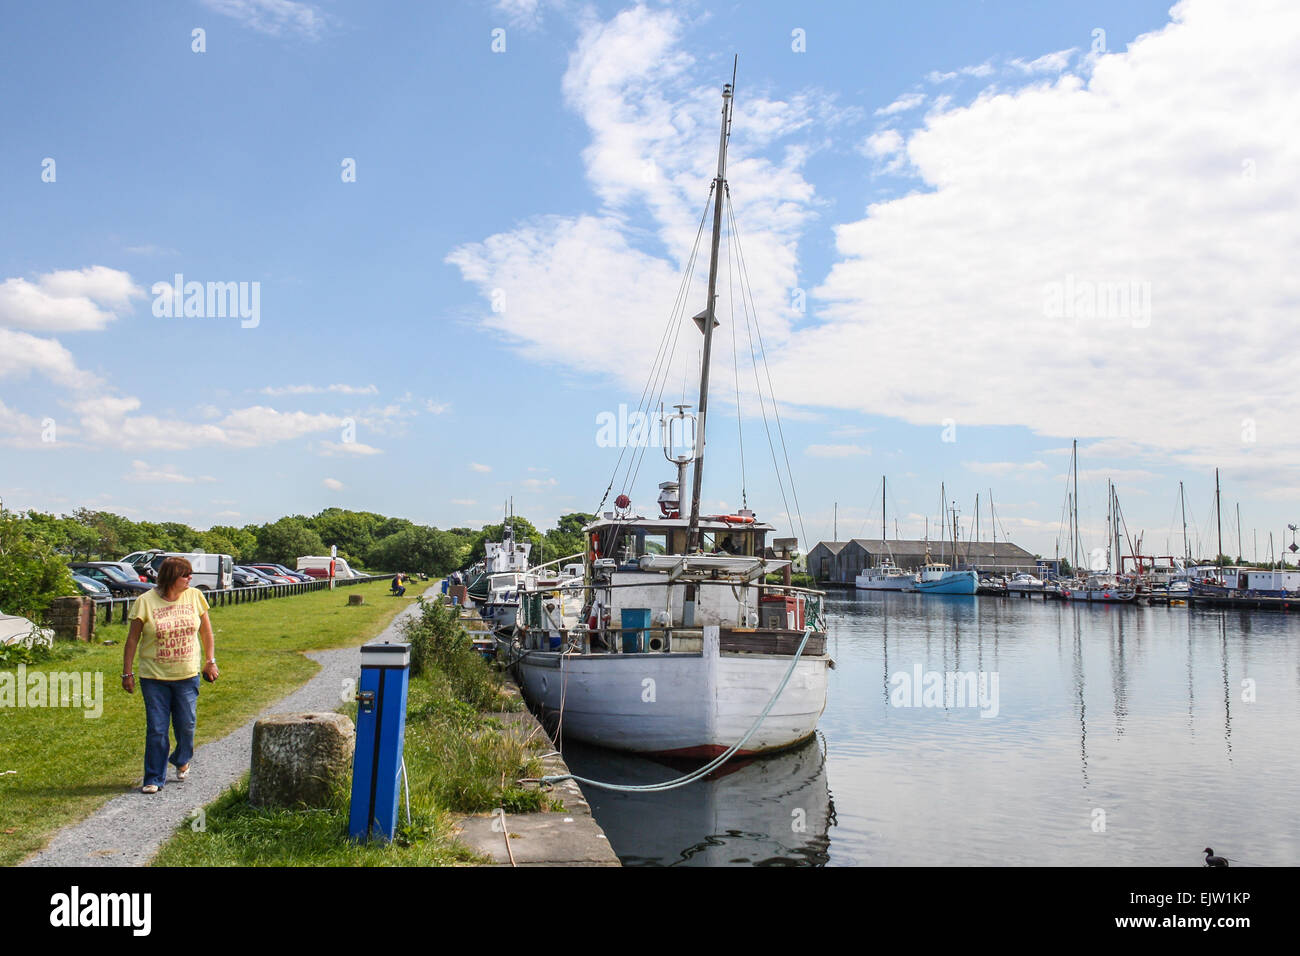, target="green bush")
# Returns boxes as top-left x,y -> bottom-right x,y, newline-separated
400,596 -> 504,711
0,510 -> 76,620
